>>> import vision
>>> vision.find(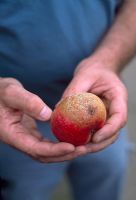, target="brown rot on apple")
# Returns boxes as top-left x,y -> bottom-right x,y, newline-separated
51,93 -> 107,146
